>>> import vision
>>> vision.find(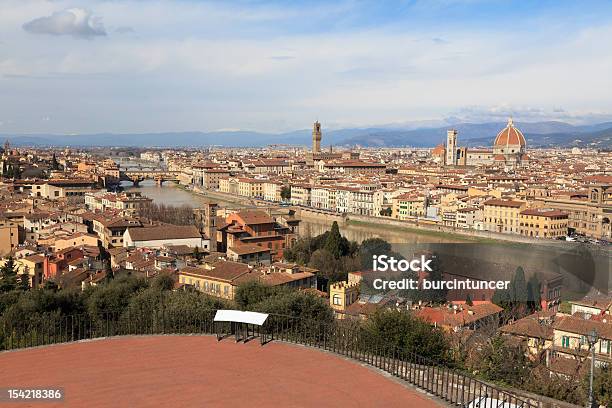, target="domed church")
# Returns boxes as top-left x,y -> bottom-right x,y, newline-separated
439,118 -> 528,168
492,118 -> 527,165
